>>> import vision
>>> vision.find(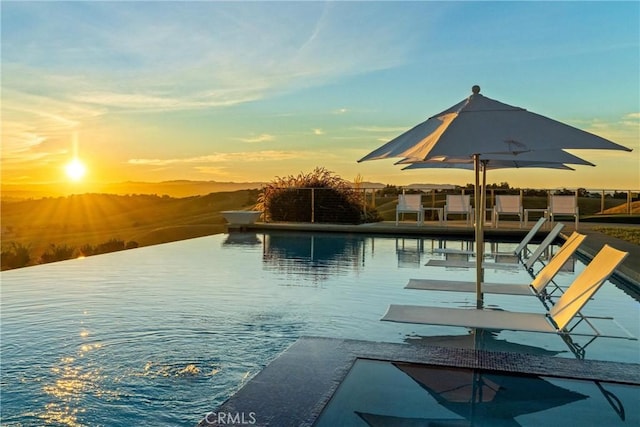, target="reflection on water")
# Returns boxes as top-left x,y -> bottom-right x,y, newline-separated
395,237 -> 425,268
262,232 -> 367,280
404,329 -> 565,357
222,232 -> 262,246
